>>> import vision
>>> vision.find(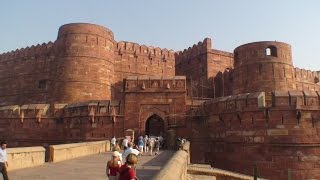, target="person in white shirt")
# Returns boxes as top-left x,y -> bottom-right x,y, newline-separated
0,141 -> 9,180
123,142 -> 140,161
122,138 -> 129,151
111,136 -> 116,151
